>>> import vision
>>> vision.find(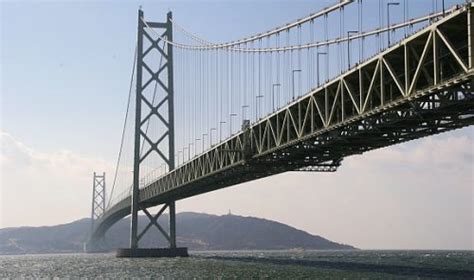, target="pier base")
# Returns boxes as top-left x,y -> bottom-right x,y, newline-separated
84,238 -> 109,253
116,247 -> 189,258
